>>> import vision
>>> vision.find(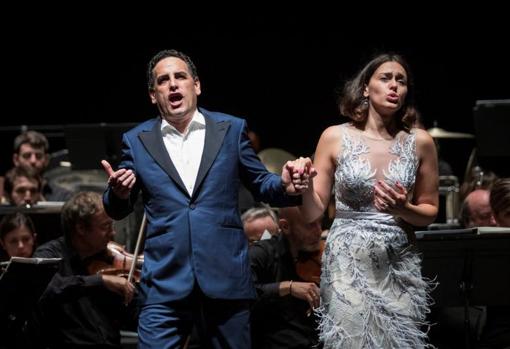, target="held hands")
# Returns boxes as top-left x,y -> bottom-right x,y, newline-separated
101,160 -> 136,200
281,157 -> 317,195
102,274 -> 136,305
374,180 -> 409,215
